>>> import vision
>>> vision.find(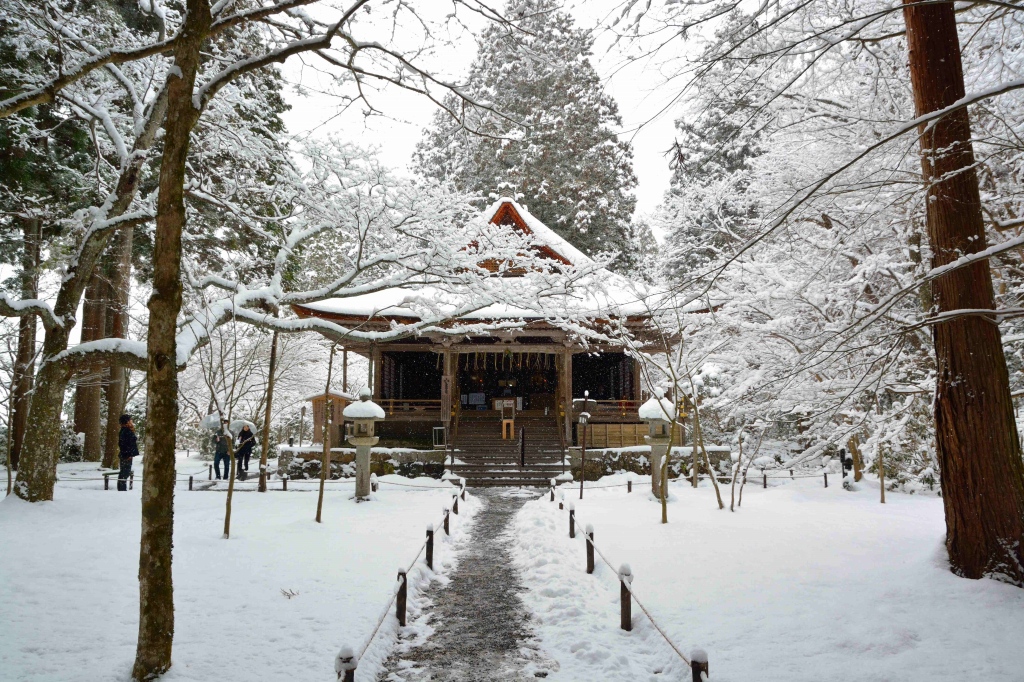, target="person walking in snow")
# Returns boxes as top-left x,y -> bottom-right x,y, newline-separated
117,414 -> 140,492
235,424 -> 256,476
213,420 -> 231,480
